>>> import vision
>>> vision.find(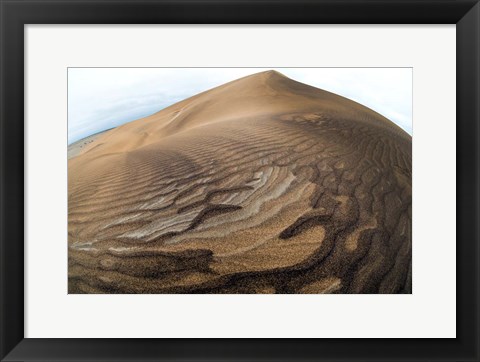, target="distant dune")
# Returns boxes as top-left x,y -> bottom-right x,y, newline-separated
68,70 -> 412,294
68,129 -> 112,160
